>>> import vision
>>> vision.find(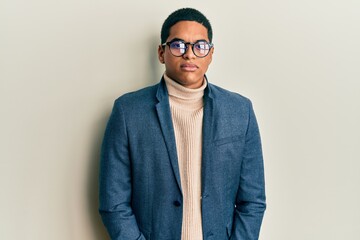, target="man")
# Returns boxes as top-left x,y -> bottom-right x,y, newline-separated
99,8 -> 266,240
